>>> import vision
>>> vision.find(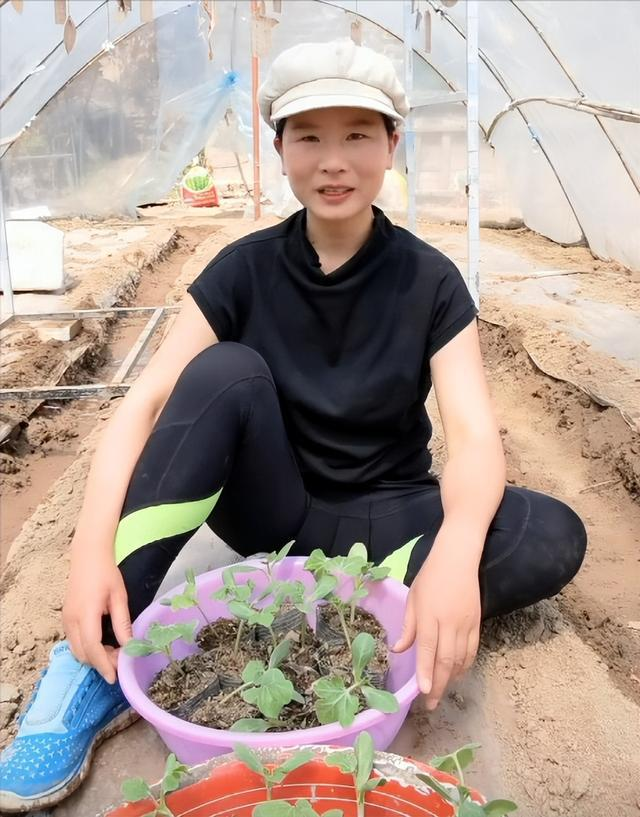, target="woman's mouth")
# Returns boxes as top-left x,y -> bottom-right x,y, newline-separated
317,187 -> 354,203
